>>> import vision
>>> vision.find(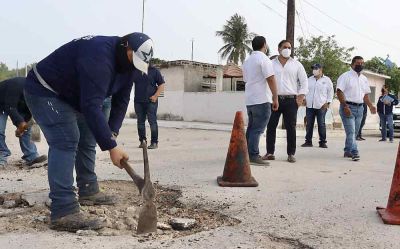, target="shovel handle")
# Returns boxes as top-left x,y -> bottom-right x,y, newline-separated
121,159 -> 145,192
